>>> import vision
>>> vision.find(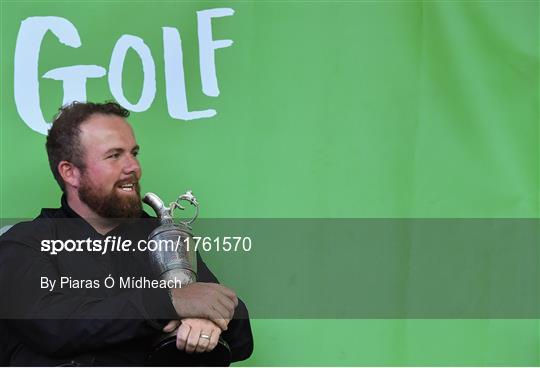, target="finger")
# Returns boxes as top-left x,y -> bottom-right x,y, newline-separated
176,323 -> 191,351
218,295 -> 236,318
185,325 -> 201,354
208,305 -> 230,330
221,288 -> 238,306
208,327 -> 220,352
211,301 -> 231,321
209,317 -> 228,331
196,331 -> 211,353
163,320 -> 180,333
212,318 -> 229,331
208,283 -> 238,303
